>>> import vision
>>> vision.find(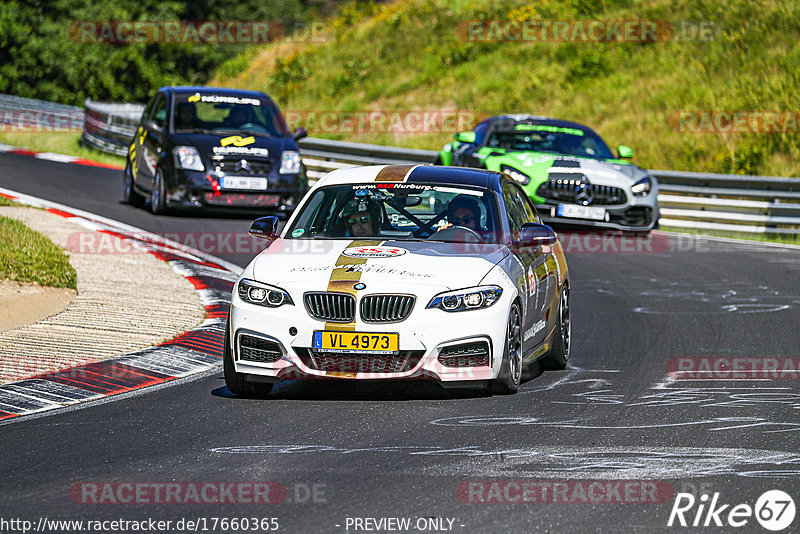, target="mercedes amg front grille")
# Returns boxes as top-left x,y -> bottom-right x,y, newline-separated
360,295 -> 415,323
238,333 -> 283,363
537,173 -> 627,206
304,292 -> 356,322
